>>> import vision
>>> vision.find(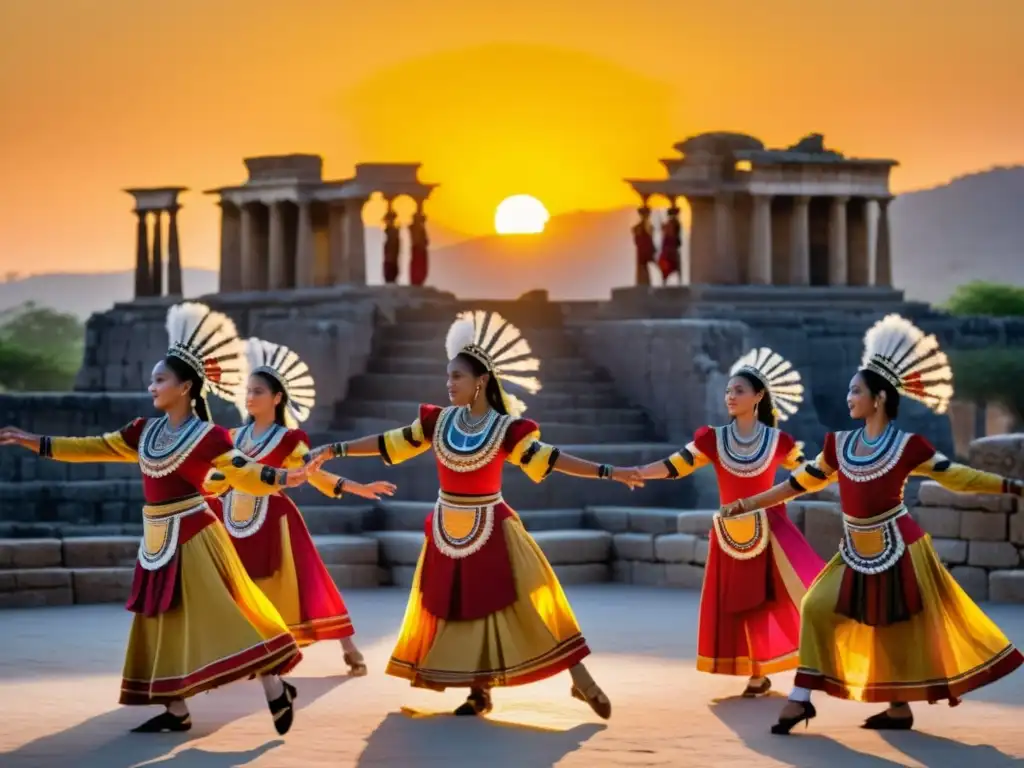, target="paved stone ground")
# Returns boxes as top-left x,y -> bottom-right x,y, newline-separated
1,586 -> 1022,767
